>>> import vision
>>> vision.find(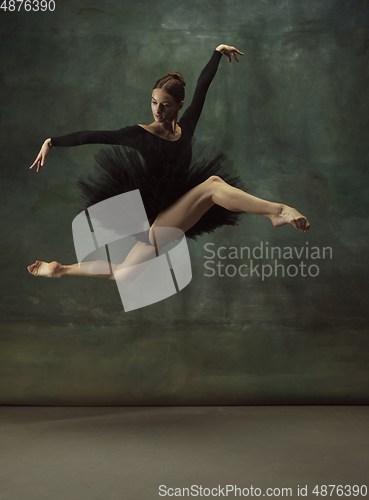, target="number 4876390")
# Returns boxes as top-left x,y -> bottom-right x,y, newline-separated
1,0 -> 55,11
